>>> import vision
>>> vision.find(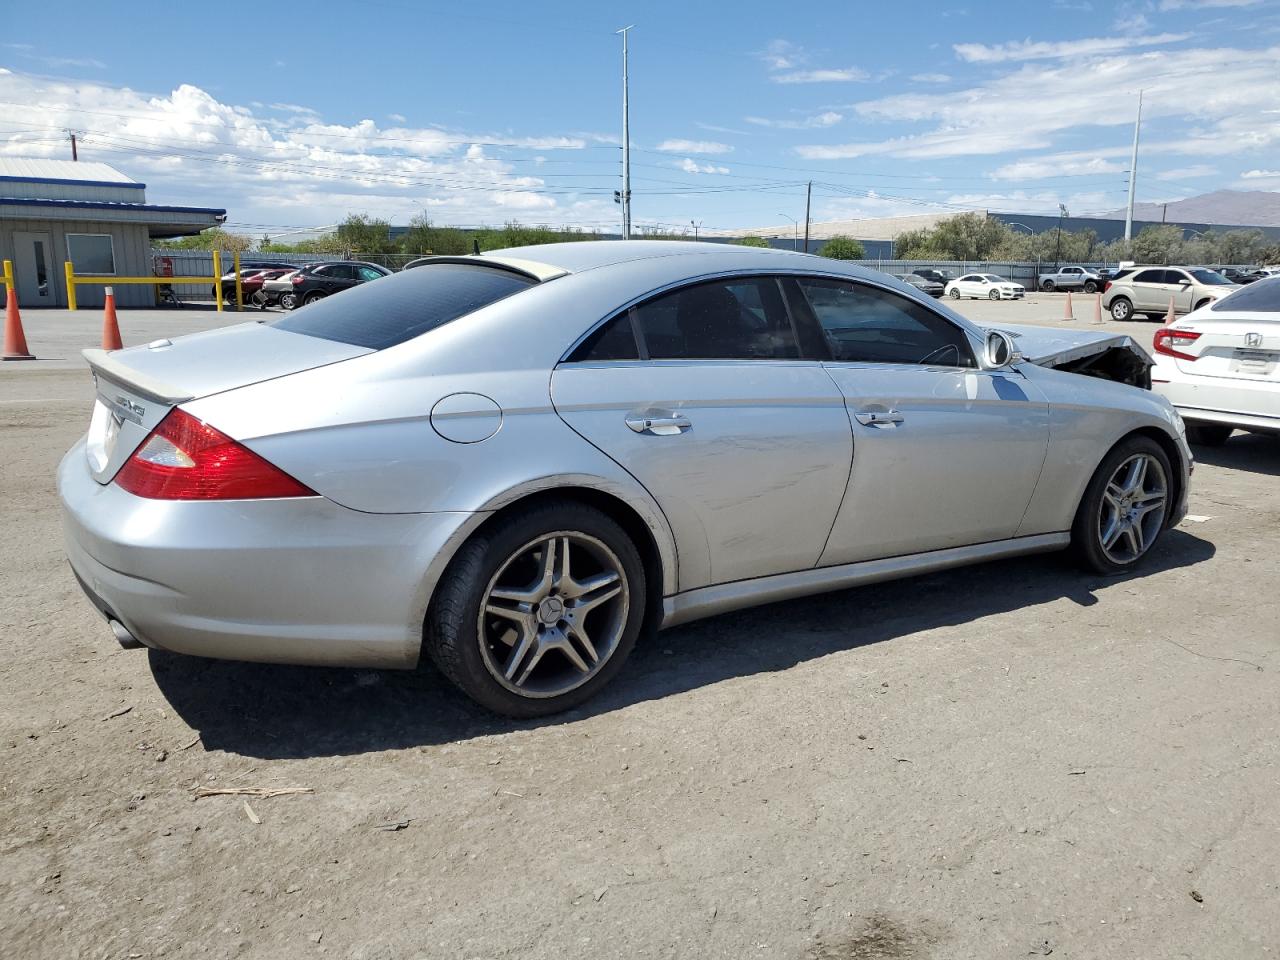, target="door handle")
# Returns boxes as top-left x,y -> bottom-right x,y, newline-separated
854,409 -> 905,426
625,413 -> 692,435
